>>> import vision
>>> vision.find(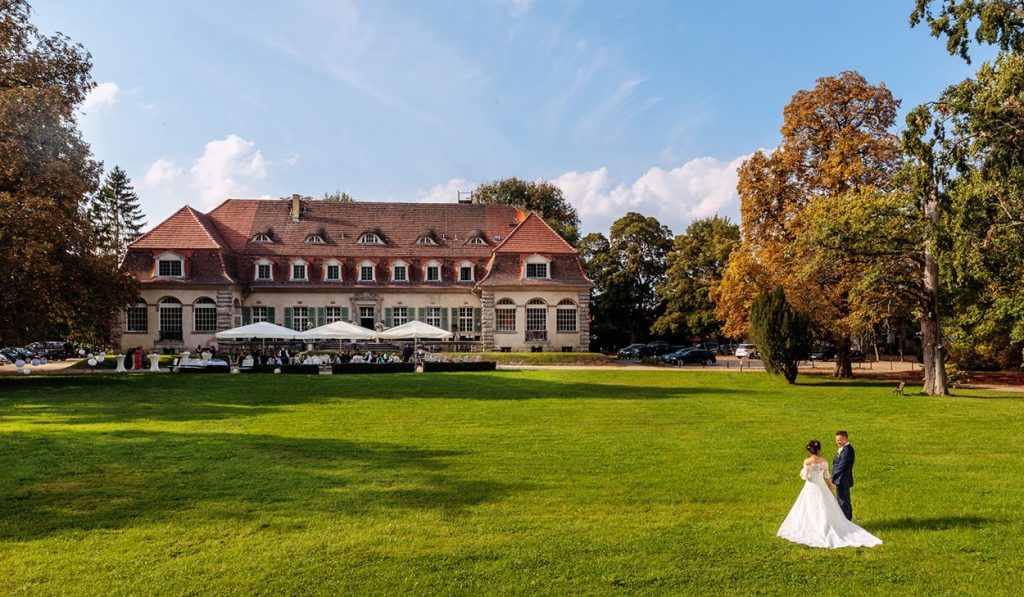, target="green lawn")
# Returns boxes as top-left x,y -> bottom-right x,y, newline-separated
0,371 -> 1020,595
